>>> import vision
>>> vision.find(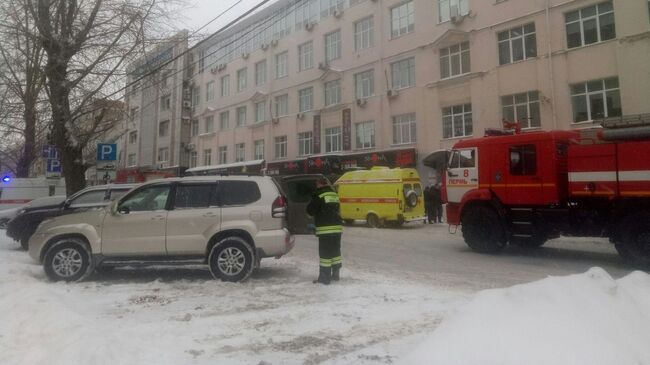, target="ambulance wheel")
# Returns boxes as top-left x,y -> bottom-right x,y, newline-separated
366,213 -> 381,228
461,206 -> 506,253
618,215 -> 650,266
